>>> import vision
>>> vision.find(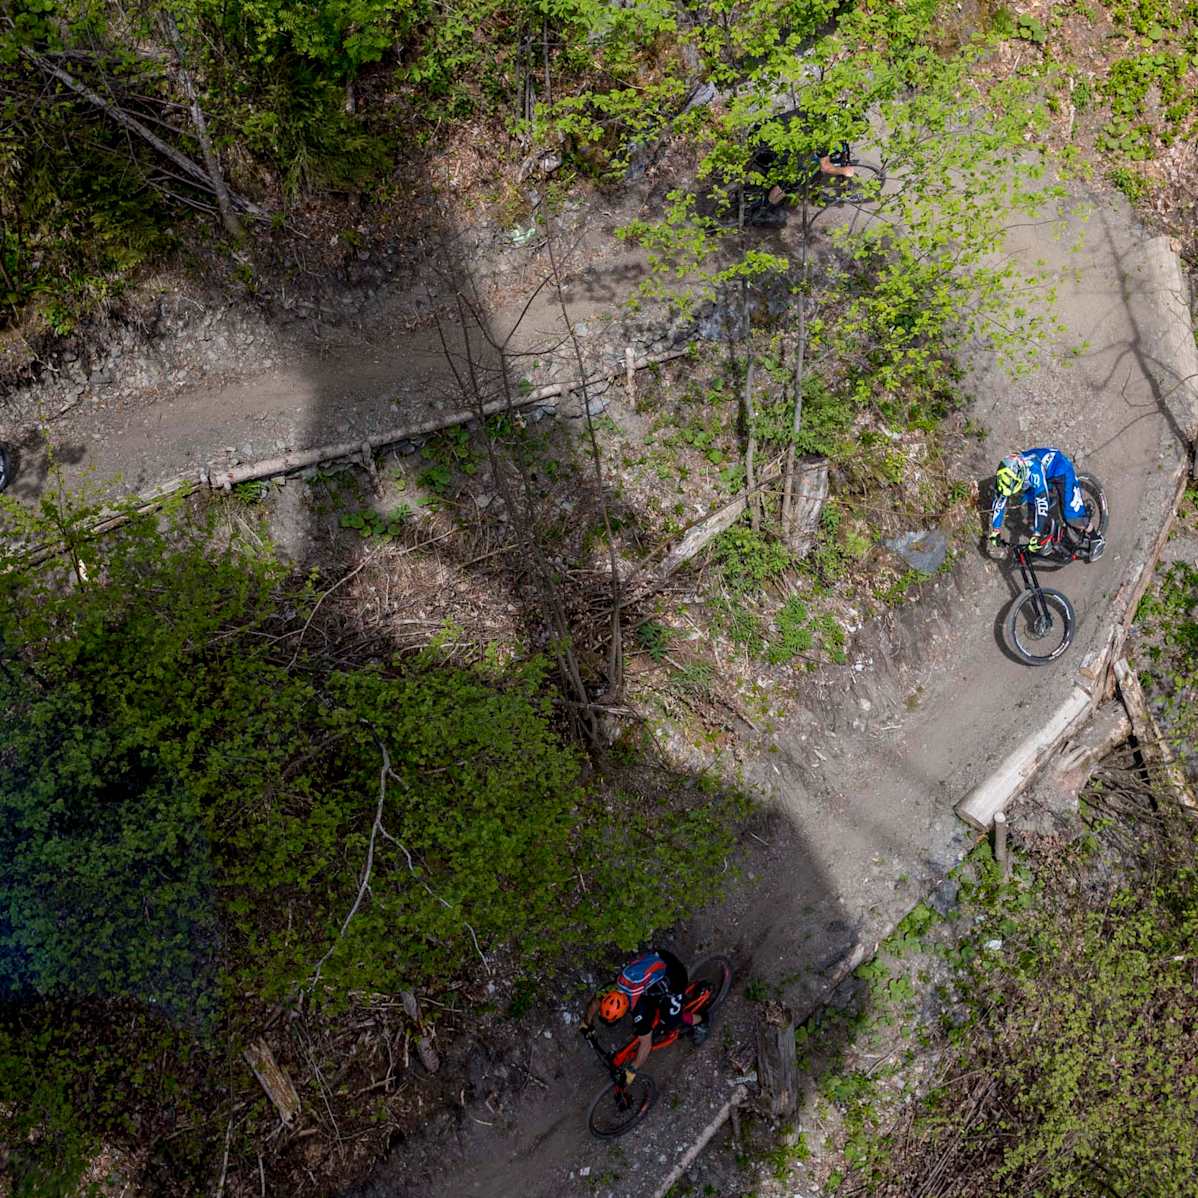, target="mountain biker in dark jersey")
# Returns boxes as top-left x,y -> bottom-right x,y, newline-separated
742,109 -> 856,209
989,448 -> 1102,560
581,948 -> 707,1085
